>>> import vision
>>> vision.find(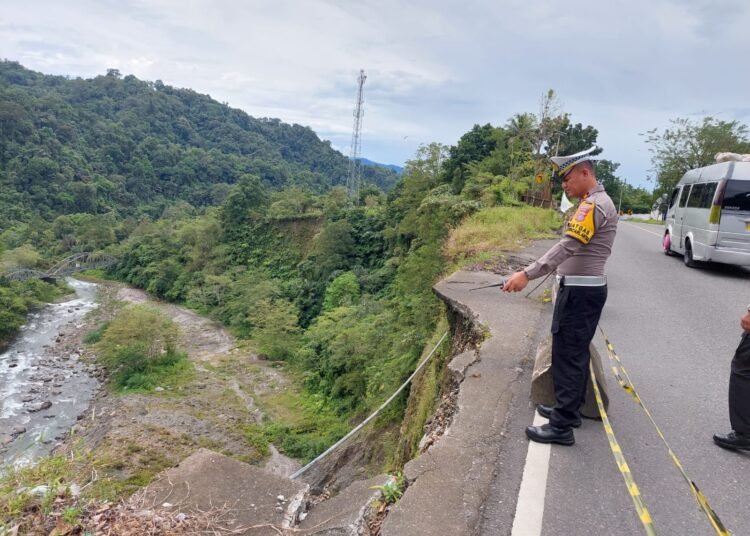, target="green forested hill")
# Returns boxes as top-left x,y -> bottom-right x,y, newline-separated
0,61 -> 398,227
